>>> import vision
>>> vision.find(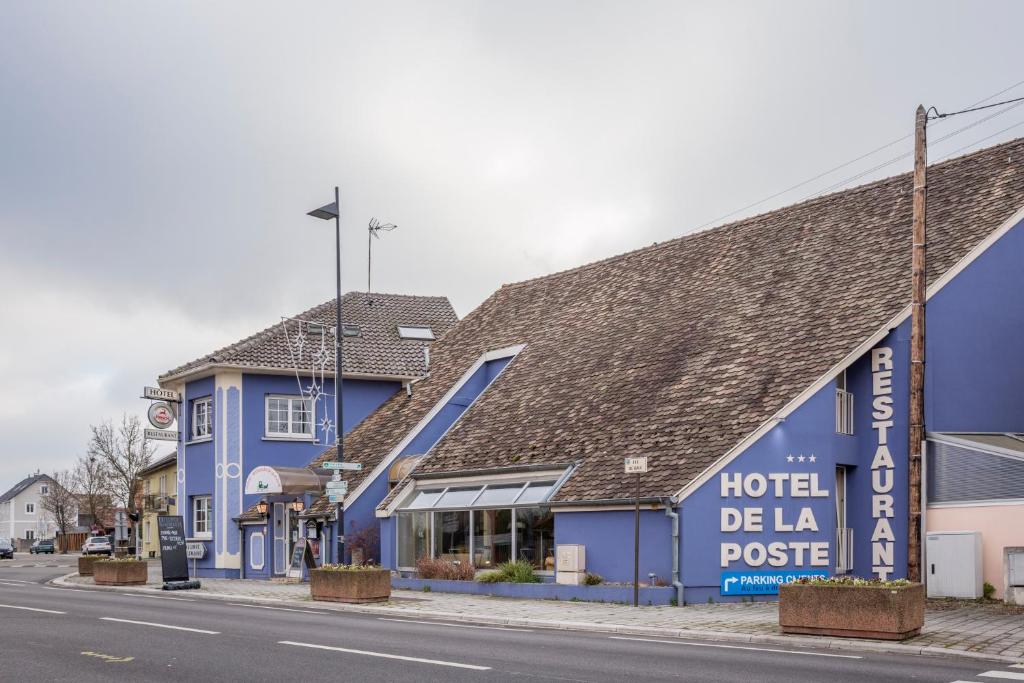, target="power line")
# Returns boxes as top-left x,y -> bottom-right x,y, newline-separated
691,79 -> 1024,231
928,95 -> 1024,120
935,118 -> 1024,163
